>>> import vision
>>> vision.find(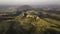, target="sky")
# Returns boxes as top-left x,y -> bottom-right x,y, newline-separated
0,0 -> 60,5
